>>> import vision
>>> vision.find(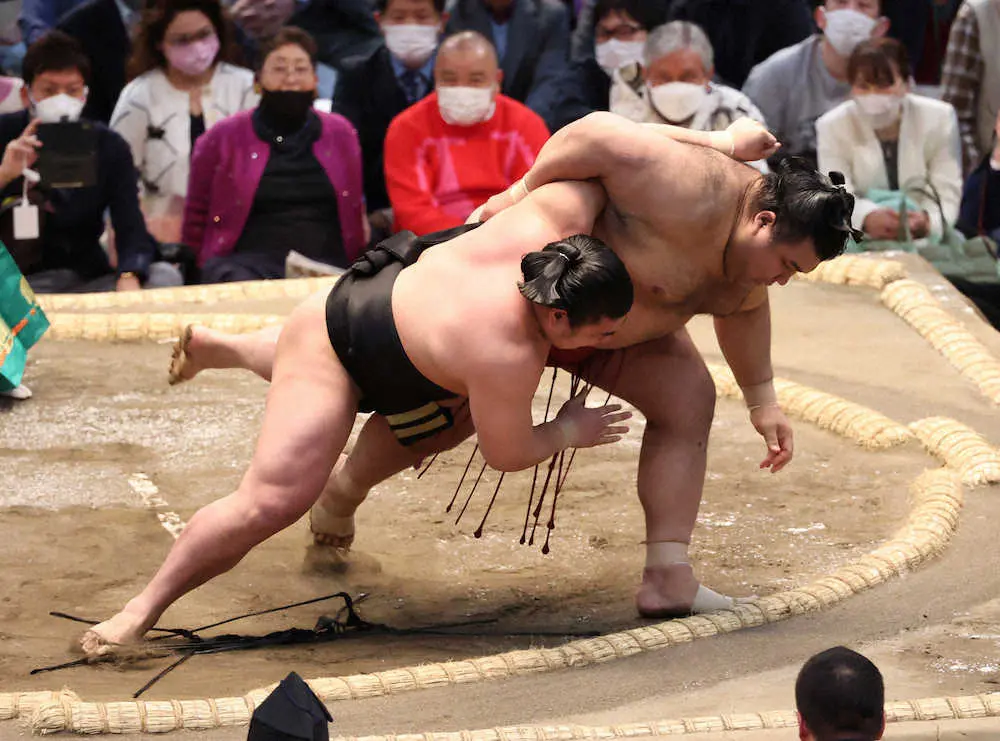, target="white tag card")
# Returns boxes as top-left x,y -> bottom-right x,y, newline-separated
13,202 -> 39,240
